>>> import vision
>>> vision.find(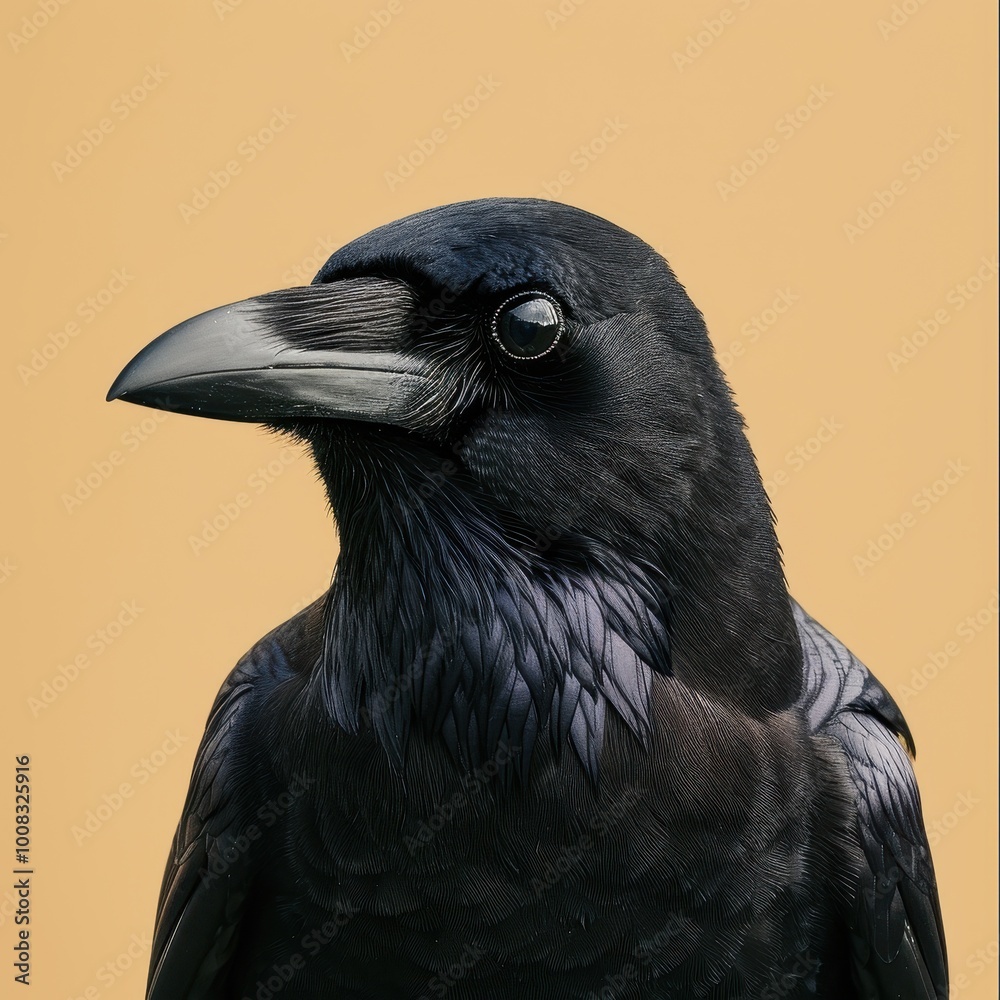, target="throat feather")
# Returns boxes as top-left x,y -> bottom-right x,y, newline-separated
317,506 -> 670,780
